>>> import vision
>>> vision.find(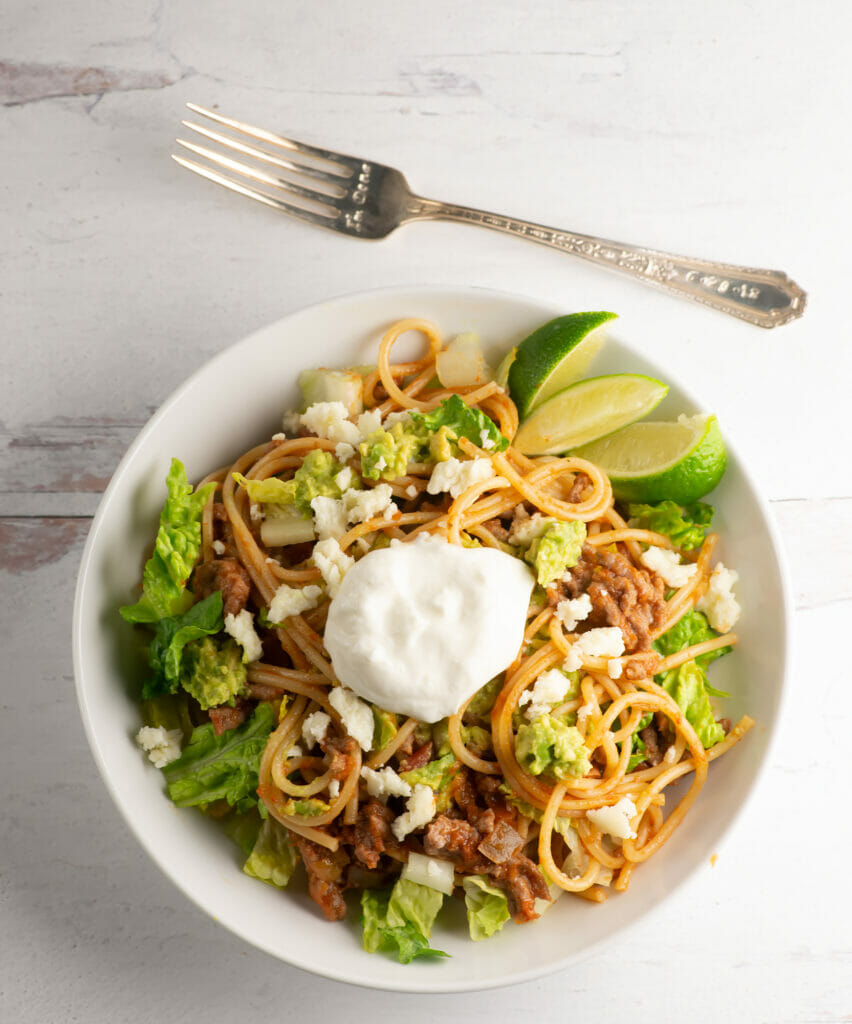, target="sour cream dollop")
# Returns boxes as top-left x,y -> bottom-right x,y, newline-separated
324,536 -> 535,722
